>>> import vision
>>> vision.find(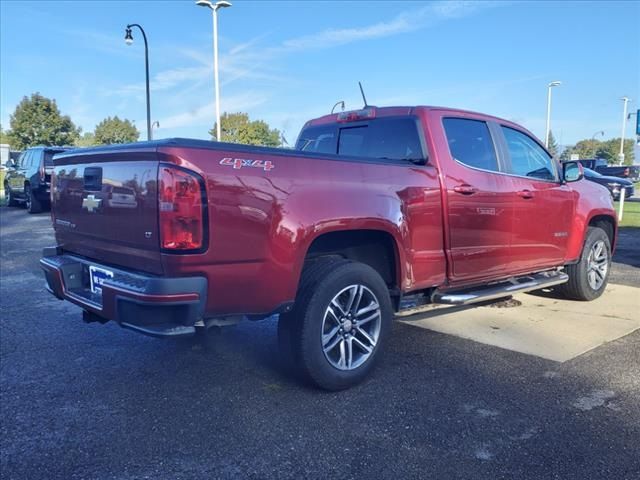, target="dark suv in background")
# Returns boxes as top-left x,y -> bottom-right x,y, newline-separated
5,146 -> 70,213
